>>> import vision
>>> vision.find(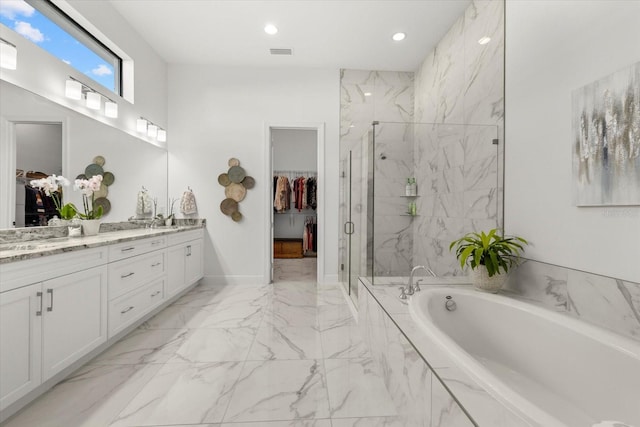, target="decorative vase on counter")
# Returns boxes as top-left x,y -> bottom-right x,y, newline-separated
82,219 -> 101,236
471,268 -> 507,293
165,217 -> 173,226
